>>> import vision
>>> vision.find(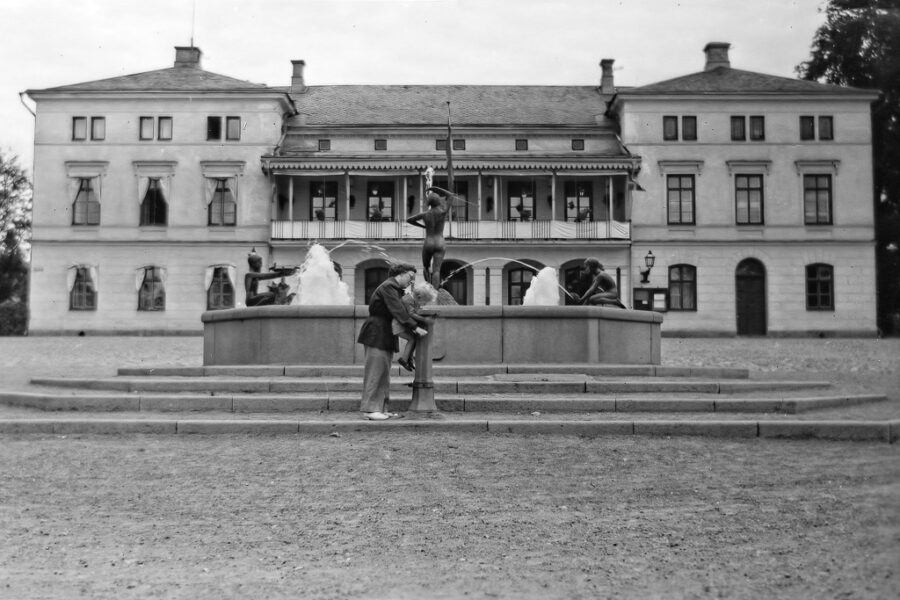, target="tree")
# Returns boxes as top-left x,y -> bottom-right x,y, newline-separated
0,149 -> 32,305
797,0 -> 900,334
